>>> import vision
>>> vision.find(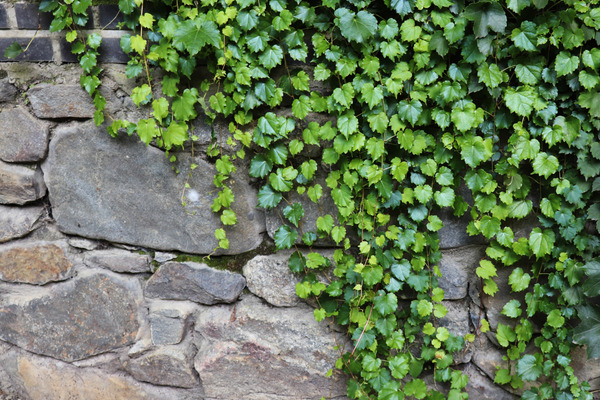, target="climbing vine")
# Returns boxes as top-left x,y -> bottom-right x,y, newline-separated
10,0 -> 600,398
